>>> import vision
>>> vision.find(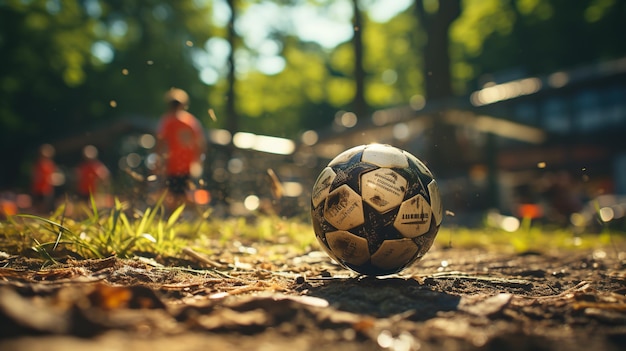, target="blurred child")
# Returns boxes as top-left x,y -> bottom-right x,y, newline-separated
31,144 -> 57,213
156,88 -> 206,210
76,145 -> 110,202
